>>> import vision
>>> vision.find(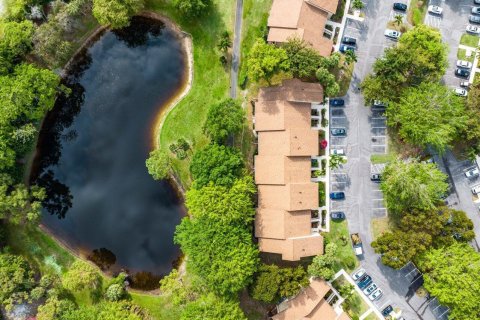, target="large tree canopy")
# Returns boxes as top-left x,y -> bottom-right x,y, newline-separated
418,243 -> 480,320
145,149 -> 170,180
283,37 -> 323,79
62,260 -> 100,292
246,39 -> 290,84
92,0 -> 144,29
203,98 -> 245,144
189,144 -> 244,189
0,20 -> 34,74
173,0 -> 212,18
181,293 -> 246,320
388,82 -> 467,152
380,160 -> 448,214
361,25 -> 448,101
0,253 -> 35,306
